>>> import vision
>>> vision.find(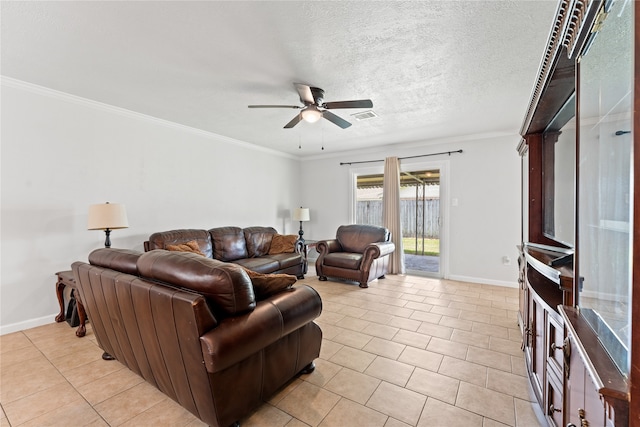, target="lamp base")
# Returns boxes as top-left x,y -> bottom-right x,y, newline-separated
298,222 -> 305,243
104,229 -> 112,248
